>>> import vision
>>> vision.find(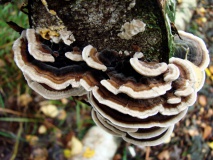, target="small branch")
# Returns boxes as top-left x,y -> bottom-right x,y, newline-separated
145,146 -> 151,160
0,108 -> 26,116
